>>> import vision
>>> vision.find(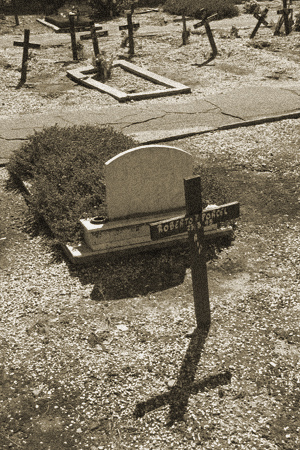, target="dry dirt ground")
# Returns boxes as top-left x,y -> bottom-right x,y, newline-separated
0,3 -> 300,450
